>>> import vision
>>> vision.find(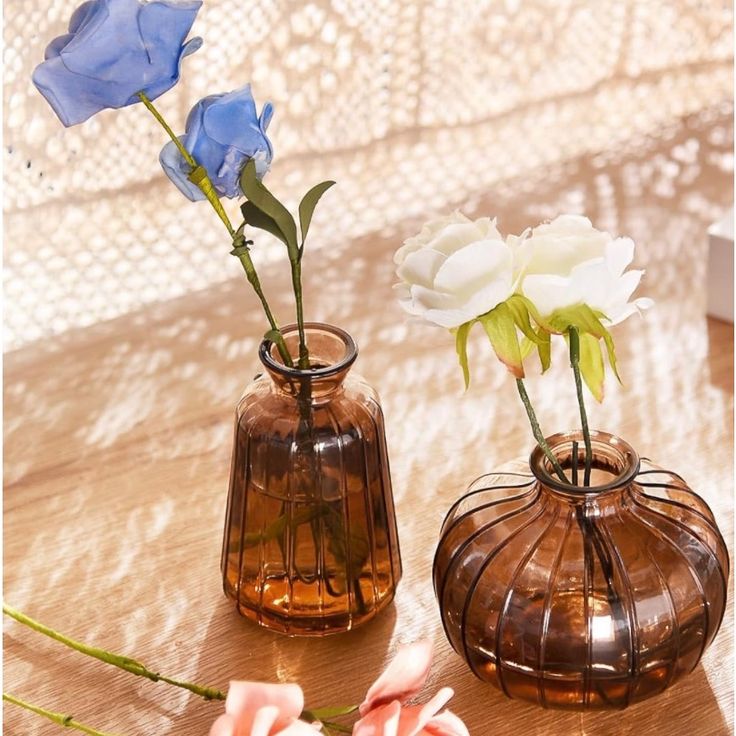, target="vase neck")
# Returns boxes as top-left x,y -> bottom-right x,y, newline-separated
530,430 -> 640,501
259,322 -> 357,400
